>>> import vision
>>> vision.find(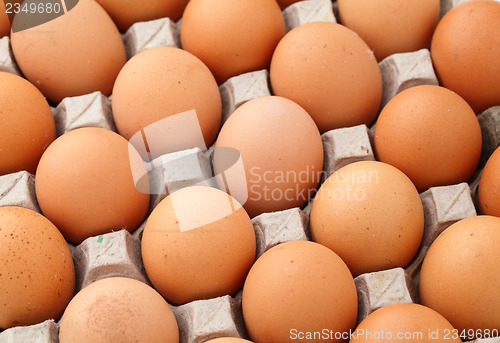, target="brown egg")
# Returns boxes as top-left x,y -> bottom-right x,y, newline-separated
270,22 -> 382,133
431,0 -> 500,113
59,277 -> 179,343
0,206 -> 75,330
10,0 -> 126,103
310,161 -> 424,277
338,0 -> 440,61
141,186 -> 256,305
35,127 -> 149,245
205,339 -> 252,343
478,147 -> 500,217
420,215 -> 500,338
349,303 -> 462,343
275,0 -> 302,9
214,96 -> 323,218
180,0 -> 286,84
242,241 -> 358,343
374,85 -> 482,192
0,72 -> 55,176
95,0 -> 189,31
112,46 -> 221,159
0,1 -> 10,37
